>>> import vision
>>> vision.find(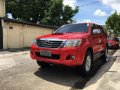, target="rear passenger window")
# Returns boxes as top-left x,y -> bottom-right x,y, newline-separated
92,24 -> 97,30
100,26 -> 108,36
